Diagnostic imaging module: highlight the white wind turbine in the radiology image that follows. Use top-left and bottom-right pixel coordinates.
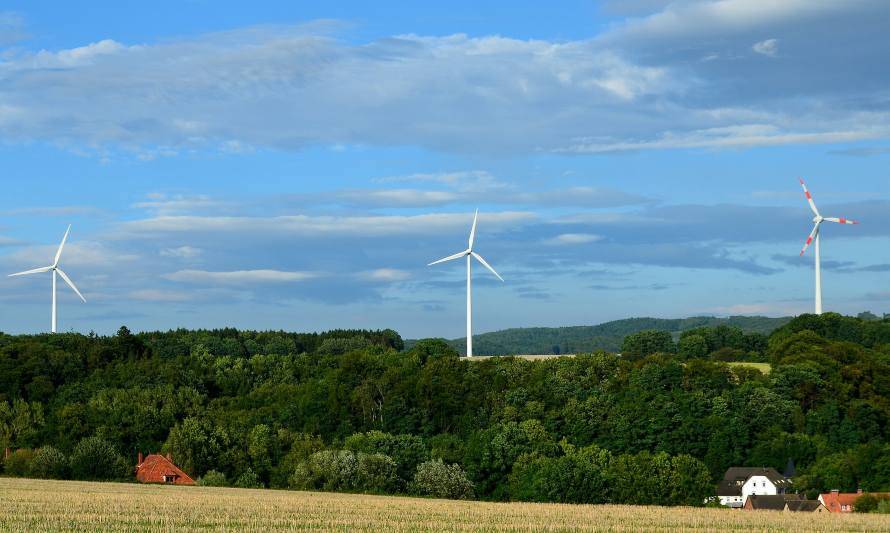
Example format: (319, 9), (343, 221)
(9, 225), (86, 333)
(798, 178), (858, 315)
(428, 210), (504, 358)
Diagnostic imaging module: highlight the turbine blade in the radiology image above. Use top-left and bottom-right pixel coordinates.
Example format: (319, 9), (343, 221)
(428, 250), (468, 266)
(798, 178), (820, 217)
(468, 209), (478, 250)
(800, 223), (820, 256)
(824, 217), (859, 225)
(8, 266), (53, 277)
(471, 252), (504, 281)
(56, 268), (86, 303)
(54, 224), (72, 267)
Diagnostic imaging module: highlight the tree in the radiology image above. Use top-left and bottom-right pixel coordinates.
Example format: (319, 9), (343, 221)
(621, 330), (675, 359)
(678, 335), (709, 360)
(30, 446), (68, 479)
(69, 436), (129, 481)
(164, 417), (229, 478)
(411, 460), (474, 500)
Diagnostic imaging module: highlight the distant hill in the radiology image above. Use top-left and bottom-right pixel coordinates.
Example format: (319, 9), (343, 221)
(404, 316), (792, 356)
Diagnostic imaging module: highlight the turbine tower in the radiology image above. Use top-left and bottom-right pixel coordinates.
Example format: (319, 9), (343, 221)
(9, 225), (86, 333)
(798, 178), (858, 315)
(428, 209), (503, 357)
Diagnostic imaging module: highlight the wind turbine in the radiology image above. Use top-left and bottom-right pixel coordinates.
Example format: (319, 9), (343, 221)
(9, 225), (86, 333)
(798, 178), (858, 315)
(428, 210), (504, 358)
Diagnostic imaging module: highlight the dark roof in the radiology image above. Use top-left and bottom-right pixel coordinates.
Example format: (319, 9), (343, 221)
(747, 494), (802, 510)
(718, 467), (792, 496)
(785, 500), (824, 512)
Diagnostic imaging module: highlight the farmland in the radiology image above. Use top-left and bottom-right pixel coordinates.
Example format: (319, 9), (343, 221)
(2, 478), (889, 532)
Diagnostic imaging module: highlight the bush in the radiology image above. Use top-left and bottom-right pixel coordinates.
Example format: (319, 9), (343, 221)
(198, 470), (228, 487)
(3, 449), (35, 477)
(30, 446), (68, 479)
(356, 453), (399, 493)
(344, 431), (427, 483)
(308, 450), (358, 491)
(69, 436), (129, 481)
(411, 460), (474, 500)
(233, 467), (263, 488)
(855, 494), (879, 513)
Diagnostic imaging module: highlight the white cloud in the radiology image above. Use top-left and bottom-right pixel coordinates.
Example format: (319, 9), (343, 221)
(164, 269), (319, 285)
(544, 233), (603, 245)
(358, 269), (412, 282)
(752, 38), (779, 57)
(133, 194), (224, 215)
(117, 211), (536, 239)
(159, 246), (203, 259)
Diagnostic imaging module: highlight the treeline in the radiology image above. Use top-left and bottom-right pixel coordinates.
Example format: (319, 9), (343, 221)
(1, 314), (890, 504)
(408, 315), (790, 355)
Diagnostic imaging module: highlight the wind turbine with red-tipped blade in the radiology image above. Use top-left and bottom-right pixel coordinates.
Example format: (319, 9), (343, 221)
(798, 179), (858, 315)
(428, 209), (504, 358)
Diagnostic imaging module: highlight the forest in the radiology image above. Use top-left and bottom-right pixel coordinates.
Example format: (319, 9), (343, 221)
(407, 315), (792, 355)
(1, 313), (889, 505)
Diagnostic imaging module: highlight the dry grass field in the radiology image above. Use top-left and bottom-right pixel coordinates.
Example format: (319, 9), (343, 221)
(2, 478), (890, 532)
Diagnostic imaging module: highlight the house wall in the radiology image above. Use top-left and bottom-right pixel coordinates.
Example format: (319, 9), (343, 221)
(742, 476), (777, 499)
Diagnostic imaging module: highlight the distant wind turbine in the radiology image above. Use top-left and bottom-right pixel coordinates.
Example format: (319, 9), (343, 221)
(428, 210), (504, 358)
(9, 224), (86, 333)
(798, 178), (858, 315)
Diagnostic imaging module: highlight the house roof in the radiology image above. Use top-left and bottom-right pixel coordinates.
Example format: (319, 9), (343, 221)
(746, 494), (802, 510)
(820, 492), (890, 512)
(785, 500), (824, 512)
(717, 467), (792, 496)
(135, 454), (195, 485)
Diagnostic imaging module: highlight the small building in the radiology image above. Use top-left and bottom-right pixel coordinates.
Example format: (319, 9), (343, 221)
(784, 499), (828, 513)
(819, 489), (890, 513)
(717, 467), (793, 508)
(744, 494), (803, 511)
(135, 452), (195, 485)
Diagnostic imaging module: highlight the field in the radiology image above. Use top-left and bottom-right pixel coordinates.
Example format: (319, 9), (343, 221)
(727, 362), (772, 374)
(2, 478), (890, 532)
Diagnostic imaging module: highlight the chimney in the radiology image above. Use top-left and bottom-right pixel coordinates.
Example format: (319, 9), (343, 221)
(138, 451), (143, 465)
(857, 488), (863, 494)
(166, 452), (172, 462)
(831, 489), (839, 495)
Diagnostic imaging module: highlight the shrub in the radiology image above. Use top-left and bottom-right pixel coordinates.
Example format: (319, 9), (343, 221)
(411, 460), (474, 500)
(3, 449), (35, 477)
(855, 494), (879, 513)
(30, 446), (68, 479)
(69, 436), (129, 481)
(313, 450), (358, 491)
(233, 467), (263, 488)
(198, 470), (228, 487)
(356, 453), (399, 493)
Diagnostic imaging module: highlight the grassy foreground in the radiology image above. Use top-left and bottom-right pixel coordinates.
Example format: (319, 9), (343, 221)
(2, 478), (889, 532)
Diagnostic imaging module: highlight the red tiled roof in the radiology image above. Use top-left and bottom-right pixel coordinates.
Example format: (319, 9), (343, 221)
(135, 454), (195, 485)
(820, 492), (890, 513)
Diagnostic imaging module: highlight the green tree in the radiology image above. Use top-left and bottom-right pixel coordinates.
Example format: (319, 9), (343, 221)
(30, 446), (69, 479)
(411, 460), (474, 500)
(69, 436), (129, 481)
(621, 330), (675, 359)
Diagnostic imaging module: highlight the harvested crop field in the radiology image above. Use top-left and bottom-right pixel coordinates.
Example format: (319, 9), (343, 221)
(1, 477), (888, 532)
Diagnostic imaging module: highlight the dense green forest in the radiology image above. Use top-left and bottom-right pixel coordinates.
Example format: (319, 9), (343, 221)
(406, 315), (792, 355)
(2, 313), (890, 505)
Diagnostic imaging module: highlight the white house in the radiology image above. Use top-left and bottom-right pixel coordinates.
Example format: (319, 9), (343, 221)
(717, 467), (793, 508)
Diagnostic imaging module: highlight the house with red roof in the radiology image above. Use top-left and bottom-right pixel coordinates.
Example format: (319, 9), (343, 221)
(135, 452), (195, 485)
(819, 489), (890, 513)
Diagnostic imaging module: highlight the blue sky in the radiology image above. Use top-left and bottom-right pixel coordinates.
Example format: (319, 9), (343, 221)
(1, 1), (889, 338)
